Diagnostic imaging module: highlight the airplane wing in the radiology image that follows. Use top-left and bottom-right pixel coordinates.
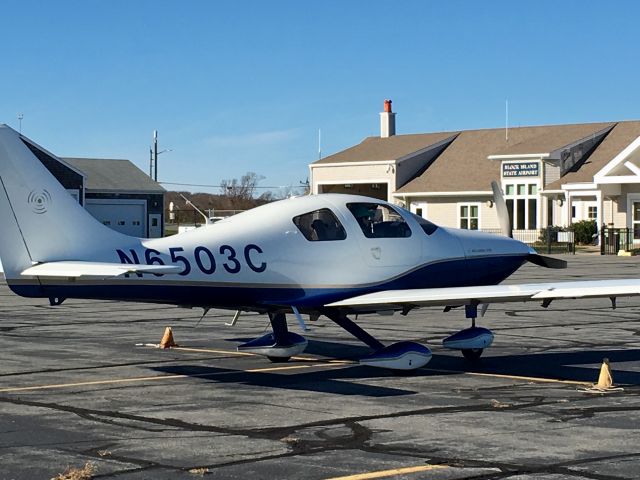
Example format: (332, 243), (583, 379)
(21, 261), (182, 278)
(326, 279), (640, 310)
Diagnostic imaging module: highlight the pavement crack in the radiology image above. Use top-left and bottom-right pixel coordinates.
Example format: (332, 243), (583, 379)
(0, 395), (570, 443)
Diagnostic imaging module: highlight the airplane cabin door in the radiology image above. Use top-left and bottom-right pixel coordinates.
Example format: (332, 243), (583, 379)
(346, 202), (420, 267)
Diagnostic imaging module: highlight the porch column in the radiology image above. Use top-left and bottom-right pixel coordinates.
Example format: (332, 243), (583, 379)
(596, 190), (603, 245)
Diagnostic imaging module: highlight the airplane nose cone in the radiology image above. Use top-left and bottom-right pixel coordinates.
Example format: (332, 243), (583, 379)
(447, 228), (529, 284)
(452, 228), (530, 259)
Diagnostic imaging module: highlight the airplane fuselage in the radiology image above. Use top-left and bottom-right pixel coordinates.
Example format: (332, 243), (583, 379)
(10, 194), (530, 312)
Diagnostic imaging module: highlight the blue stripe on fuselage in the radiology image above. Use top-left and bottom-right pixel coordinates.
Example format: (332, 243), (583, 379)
(8, 254), (527, 309)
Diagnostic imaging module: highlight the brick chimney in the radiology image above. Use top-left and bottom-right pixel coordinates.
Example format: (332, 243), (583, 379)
(380, 99), (396, 138)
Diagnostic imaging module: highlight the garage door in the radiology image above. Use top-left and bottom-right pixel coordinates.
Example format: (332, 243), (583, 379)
(86, 200), (146, 237)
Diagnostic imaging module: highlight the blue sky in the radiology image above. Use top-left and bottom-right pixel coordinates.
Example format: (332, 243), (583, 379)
(1, 0), (639, 194)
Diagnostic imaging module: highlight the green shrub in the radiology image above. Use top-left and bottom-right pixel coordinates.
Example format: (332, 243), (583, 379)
(570, 220), (597, 244)
(539, 225), (565, 243)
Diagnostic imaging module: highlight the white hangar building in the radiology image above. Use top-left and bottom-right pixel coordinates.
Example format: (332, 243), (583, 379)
(19, 129), (165, 238)
(310, 102), (640, 242)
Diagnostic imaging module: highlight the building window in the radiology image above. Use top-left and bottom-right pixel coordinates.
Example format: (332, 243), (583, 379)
(504, 182), (538, 230)
(415, 207), (423, 218)
(587, 206), (597, 220)
(459, 204), (479, 230)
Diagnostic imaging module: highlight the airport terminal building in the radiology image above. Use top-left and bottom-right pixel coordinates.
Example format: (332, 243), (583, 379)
(310, 102), (640, 243)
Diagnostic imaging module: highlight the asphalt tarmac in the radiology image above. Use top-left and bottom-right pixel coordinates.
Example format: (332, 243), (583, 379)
(1, 255), (640, 480)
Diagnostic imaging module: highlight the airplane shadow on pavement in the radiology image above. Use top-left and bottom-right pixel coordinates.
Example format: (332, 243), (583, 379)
(151, 339), (640, 396)
(429, 347), (640, 386)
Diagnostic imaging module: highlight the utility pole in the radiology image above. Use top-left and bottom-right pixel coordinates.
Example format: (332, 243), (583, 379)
(153, 130), (158, 181)
(505, 99), (509, 142)
(149, 130), (171, 181)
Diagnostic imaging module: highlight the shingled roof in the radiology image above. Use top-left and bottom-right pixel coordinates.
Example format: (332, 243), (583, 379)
(396, 122), (618, 193)
(313, 132), (457, 164)
(64, 158), (165, 193)
(489, 122), (614, 157)
(545, 121), (640, 189)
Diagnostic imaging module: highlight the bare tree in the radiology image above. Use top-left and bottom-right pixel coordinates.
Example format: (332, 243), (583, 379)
(220, 172), (265, 200)
(299, 177), (310, 195)
(258, 190), (276, 202)
(220, 172), (266, 209)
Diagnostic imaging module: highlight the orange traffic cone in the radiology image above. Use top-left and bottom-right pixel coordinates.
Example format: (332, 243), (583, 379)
(581, 358), (623, 393)
(159, 327), (177, 349)
(595, 358), (613, 390)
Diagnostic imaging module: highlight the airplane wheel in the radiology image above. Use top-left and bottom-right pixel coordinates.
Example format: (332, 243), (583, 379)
(267, 356), (291, 363)
(462, 348), (483, 361)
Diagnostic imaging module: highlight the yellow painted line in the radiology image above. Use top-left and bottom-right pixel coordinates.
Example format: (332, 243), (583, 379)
(0, 362), (346, 394)
(170, 346), (255, 357)
(425, 367), (592, 386)
(161, 345), (355, 364)
(325, 464), (448, 480)
(245, 364), (323, 373)
(0, 374), (192, 393)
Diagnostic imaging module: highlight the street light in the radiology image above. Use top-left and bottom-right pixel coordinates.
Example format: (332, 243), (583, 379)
(179, 193), (209, 225)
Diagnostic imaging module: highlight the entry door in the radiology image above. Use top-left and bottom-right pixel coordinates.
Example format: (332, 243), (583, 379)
(633, 202), (640, 243)
(347, 203), (420, 267)
(148, 214), (162, 238)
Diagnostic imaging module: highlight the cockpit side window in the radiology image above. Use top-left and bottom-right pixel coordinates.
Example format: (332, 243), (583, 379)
(347, 203), (412, 238)
(293, 208), (347, 241)
(397, 207), (439, 235)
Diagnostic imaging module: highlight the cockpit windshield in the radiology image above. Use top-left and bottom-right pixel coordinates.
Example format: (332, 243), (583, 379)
(396, 207), (439, 235)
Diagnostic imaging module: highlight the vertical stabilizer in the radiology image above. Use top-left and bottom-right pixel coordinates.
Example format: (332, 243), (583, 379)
(0, 125), (132, 279)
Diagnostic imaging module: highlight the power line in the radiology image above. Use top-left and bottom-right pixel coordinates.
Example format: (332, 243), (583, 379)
(160, 181), (295, 190)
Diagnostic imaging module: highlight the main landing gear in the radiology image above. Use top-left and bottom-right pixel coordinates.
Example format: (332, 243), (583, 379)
(237, 312), (307, 362)
(442, 304), (494, 361)
(322, 311), (431, 370)
(238, 309), (432, 371)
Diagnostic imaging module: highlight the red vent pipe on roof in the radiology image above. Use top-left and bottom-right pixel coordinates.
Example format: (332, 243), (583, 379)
(384, 99), (392, 113)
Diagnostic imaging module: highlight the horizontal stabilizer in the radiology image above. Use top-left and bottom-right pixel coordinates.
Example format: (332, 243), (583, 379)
(21, 261), (182, 278)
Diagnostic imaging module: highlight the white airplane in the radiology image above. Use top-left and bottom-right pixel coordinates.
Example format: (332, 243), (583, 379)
(1, 124), (639, 371)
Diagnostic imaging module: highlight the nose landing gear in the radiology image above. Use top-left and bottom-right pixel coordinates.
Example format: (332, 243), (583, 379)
(442, 305), (494, 361)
